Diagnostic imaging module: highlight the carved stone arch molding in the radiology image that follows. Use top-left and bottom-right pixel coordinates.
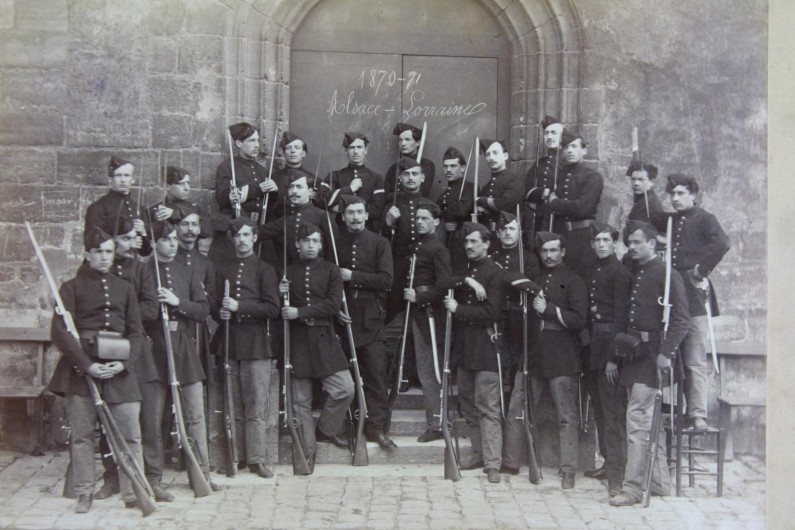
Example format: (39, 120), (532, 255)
(221, 0), (583, 164)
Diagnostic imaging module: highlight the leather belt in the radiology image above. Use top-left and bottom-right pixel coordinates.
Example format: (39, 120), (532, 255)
(348, 288), (377, 299)
(541, 320), (566, 331)
(415, 285), (433, 294)
(304, 318), (331, 327)
(562, 219), (596, 231)
(591, 322), (613, 333)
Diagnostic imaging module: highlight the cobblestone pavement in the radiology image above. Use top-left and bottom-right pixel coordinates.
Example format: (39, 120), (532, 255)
(0, 450), (764, 529)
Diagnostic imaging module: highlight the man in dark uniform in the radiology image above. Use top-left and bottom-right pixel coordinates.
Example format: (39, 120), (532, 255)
(384, 122), (434, 198)
(403, 202), (451, 443)
(318, 132), (385, 227)
(212, 218), (281, 478)
(581, 223), (632, 496)
(543, 132), (604, 277)
(475, 139), (525, 230)
(270, 131), (317, 222)
(610, 222), (690, 507)
(84, 156), (149, 255)
(334, 195), (396, 449)
(658, 173), (731, 430)
(48, 227), (145, 513)
(626, 162), (663, 224)
(145, 222), (218, 492)
(525, 116), (565, 245)
(436, 146), (474, 272)
(258, 170), (335, 272)
(438, 222), (505, 483)
(383, 156), (428, 324)
(150, 166), (212, 239)
(530, 231), (587, 489)
(496, 211), (543, 475)
(93, 219), (161, 501)
(280, 223), (355, 463)
(208, 122), (278, 265)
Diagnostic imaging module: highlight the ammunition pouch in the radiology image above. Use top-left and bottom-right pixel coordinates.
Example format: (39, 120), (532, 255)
(95, 331), (130, 361)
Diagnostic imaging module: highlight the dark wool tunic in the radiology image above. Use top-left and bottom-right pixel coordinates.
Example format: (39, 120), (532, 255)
(85, 190), (151, 256)
(437, 179), (475, 271)
(385, 157), (436, 198)
(48, 264), (143, 403)
(211, 254), (280, 361)
(269, 166), (317, 222)
(437, 257), (504, 372)
(319, 164), (385, 220)
(410, 233), (452, 341)
(258, 202), (336, 273)
(285, 257), (348, 378)
(149, 197), (212, 239)
(476, 168), (525, 227)
(626, 190), (664, 223)
(582, 254), (632, 370)
(213, 155), (272, 231)
(525, 152), (562, 232)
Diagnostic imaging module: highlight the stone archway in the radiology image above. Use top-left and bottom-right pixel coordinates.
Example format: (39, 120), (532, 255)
(221, 0), (584, 167)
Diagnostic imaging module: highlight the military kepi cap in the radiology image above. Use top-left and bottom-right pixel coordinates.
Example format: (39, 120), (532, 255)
(398, 156), (421, 172)
(496, 211), (517, 230)
(393, 123), (422, 140)
(108, 217), (134, 238)
(108, 156), (132, 177)
(296, 222), (321, 239)
(442, 146), (466, 165)
(478, 138), (505, 153)
(342, 132), (369, 148)
(561, 130), (587, 147)
(285, 167), (310, 183)
(462, 222), (491, 239)
(228, 217), (256, 235)
(165, 166), (189, 185)
(151, 220), (176, 241)
(541, 115), (562, 129)
(228, 122), (258, 142)
(280, 131), (307, 153)
(666, 173), (699, 193)
(535, 230), (565, 249)
(84, 226), (113, 251)
(625, 220), (658, 240)
(625, 161), (658, 180)
(337, 194), (366, 211)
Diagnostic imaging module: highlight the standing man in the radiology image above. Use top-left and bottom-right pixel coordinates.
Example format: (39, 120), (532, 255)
(625, 162), (663, 224)
(403, 202), (452, 443)
(438, 223), (505, 483)
(525, 116), (565, 243)
(581, 224), (632, 496)
(212, 218), (281, 479)
(384, 123), (434, 198)
(530, 231), (587, 489)
(270, 132), (316, 222)
(318, 132), (385, 226)
(145, 222), (218, 492)
(544, 132), (604, 277)
(209, 122), (278, 265)
(334, 195), (396, 449)
(85, 156), (148, 255)
(475, 139), (525, 231)
(610, 222), (690, 507)
(436, 146), (474, 272)
(280, 223), (355, 464)
(48, 227), (144, 513)
(660, 173), (730, 430)
(150, 166), (212, 240)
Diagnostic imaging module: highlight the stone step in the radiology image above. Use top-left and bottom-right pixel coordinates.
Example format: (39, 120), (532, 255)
(392, 386), (458, 410)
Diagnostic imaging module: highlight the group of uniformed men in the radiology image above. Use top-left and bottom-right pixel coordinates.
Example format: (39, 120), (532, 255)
(47, 116), (730, 514)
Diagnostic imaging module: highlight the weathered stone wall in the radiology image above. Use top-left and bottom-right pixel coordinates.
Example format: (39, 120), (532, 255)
(0, 0), (766, 451)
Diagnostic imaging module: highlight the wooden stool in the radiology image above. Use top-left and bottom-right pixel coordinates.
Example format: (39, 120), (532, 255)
(718, 395), (765, 461)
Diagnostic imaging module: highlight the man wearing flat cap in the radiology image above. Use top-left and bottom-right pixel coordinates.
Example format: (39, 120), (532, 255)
(318, 132), (385, 229)
(333, 195), (395, 449)
(475, 139), (525, 231)
(85, 156), (149, 256)
(280, 222), (355, 467)
(656, 173), (730, 431)
(269, 132), (316, 222)
(436, 146), (475, 271)
(541, 132), (604, 277)
(610, 221), (690, 507)
(525, 116), (566, 246)
(529, 231), (587, 489)
(48, 226), (145, 513)
(209, 122), (278, 266)
(150, 166), (212, 239)
(384, 123), (435, 198)
(437, 222), (505, 483)
(211, 217), (281, 479)
(580, 223), (632, 495)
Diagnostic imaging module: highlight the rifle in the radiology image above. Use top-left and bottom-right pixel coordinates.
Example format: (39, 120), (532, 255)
(438, 289), (461, 481)
(457, 140), (475, 202)
(660, 215), (676, 445)
(25, 222), (157, 516)
(417, 121), (427, 162)
(472, 137), (480, 223)
(150, 233), (212, 498)
(226, 126), (241, 218)
(547, 144), (561, 231)
(221, 279), (239, 477)
(259, 127), (280, 224)
(491, 324), (506, 420)
(642, 371), (665, 508)
(632, 127), (650, 219)
(385, 254), (417, 433)
(516, 205), (541, 483)
(325, 209), (369, 466)
(281, 213), (312, 475)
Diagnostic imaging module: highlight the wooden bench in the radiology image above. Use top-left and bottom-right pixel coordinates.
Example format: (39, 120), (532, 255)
(716, 341), (766, 461)
(0, 327), (50, 455)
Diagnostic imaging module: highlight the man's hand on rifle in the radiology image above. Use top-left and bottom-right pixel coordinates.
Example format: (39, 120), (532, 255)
(278, 278), (290, 296)
(219, 308), (232, 320)
(443, 293), (458, 313)
(157, 287), (179, 307)
(154, 205), (173, 222)
(605, 361), (619, 385)
(132, 218), (146, 236)
(87, 362), (116, 380)
(104, 361), (125, 376)
(339, 268), (353, 282)
(464, 277), (486, 300)
(656, 353), (672, 371)
(222, 294), (239, 313)
(337, 309), (352, 325)
(385, 206), (401, 227)
(403, 287), (417, 303)
(532, 290), (547, 314)
(281, 306), (298, 320)
(259, 179), (278, 193)
(349, 177), (363, 193)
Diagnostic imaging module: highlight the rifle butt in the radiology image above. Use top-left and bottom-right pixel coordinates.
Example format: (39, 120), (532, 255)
(223, 368), (239, 477)
(641, 388), (664, 507)
(526, 439), (542, 484)
(443, 443), (461, 482)
(353, 431), (369, 467)
(62, 461), (77, 499)
(184, 445), (212, 497)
